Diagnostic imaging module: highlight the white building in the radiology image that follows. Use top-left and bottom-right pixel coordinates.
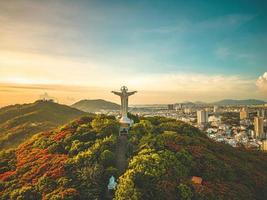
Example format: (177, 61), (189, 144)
(213, 105), (219, 113)
(254, 117), (265, 139)
(262, 140), (267, 151)
(197, 110), (208, 125)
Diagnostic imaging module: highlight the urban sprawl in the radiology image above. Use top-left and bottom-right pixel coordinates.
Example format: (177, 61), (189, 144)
(97, 103), (267, 151)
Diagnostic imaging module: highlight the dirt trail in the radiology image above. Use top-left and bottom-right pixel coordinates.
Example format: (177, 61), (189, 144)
(105, 135), (128, 200)
(115, 135), (128, 175)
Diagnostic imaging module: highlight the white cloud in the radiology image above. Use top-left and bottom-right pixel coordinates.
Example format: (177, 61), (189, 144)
(256, 72), (267, 91)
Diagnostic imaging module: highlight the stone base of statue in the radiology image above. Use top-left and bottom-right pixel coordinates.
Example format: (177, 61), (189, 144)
(119, 116), (133, 135)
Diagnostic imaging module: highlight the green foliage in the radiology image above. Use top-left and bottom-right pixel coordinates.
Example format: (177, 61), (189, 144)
(116, 116), (267, 200)
(37, 175), (57, 194)
(10, 186), (41, 200)
(100, 149), (116, 167)
(177, 184), (193, 200)
(0, 149), (16, 173)
(91, 114), (119, 138)
(127, 112), (140, 123)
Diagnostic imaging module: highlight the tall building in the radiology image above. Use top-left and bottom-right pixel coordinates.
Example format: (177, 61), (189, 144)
(257, 109), (265, 118)
(197, 110), (208, 125)
(174, 104), (182, 111)
(254, 117), (264, 139)
(168, 104), (174, 110)
(262, 140), (267, 151)
(213, 105), (218, 113)
(240, 107), (249, 120)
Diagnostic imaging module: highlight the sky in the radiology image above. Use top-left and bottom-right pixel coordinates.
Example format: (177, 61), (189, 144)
(0, 0), (267, 106)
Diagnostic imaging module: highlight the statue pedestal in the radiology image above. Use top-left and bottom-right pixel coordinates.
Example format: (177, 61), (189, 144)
(119, 117), (133, 135)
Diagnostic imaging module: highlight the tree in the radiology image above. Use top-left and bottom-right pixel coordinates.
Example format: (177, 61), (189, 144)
(100, 150), (115, 167)
(177, 184), (193, 200)
(10, 186), (41, 200)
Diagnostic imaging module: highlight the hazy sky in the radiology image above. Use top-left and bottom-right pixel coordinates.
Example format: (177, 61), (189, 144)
(0, 0), (267, 106)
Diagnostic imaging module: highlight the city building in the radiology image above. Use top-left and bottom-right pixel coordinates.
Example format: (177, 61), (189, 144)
(254, 117), (265, 139)
(197, 110), (208, 125)
(257, 109), (265, 118)
(184, 108), (192, 114)
(175, 104), (182, 110)
(168, 104), (174, 110)
(213, 105), (219, 113)
(262, 140), (267, 151)
(240, 107), (249, 120)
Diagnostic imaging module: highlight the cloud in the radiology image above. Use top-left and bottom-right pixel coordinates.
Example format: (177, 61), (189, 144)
(256, 72), (267, 91)
(1, 72), (266, 107)
(127, 73), (253, 91)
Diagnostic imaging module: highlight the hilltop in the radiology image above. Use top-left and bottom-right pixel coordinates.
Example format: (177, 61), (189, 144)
(72, 99), (120, 113)
(0, 100), (86, 150)
(0, 115), (266, 200)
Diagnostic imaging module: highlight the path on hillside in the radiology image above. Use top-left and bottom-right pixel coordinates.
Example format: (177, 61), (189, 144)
(115, 135), (128, 175)
(105, 135), (128, 200)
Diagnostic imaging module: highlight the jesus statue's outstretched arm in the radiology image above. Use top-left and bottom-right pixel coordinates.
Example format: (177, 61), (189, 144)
(126, 91), (137, 96)
(111, 91), (122, 96)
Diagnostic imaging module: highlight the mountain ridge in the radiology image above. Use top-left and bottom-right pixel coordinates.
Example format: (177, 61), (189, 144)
(176, 99), (266, 106)
(72, 99), (120, 112)
(212, 99), (266, 105)
(0, 100), (86, 150)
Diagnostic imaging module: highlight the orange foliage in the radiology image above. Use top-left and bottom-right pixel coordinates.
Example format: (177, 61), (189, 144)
(59, 188), (79, 198)
(0, 170), (16, 181)
(186, 146), (204, 158)
(15, 147), (67, 184)
(42, 187), (79, 200)
(52, 130), (72, 141)
(165, 141), (182, 152)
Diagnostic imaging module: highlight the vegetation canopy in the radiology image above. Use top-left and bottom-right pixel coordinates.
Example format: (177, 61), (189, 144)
(0, 115), (266, 200)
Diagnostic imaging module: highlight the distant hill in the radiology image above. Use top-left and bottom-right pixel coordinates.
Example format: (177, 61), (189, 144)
(0, 100), (86, 150)
(213, 99), (266, 106)
(72, 99), (120, 112)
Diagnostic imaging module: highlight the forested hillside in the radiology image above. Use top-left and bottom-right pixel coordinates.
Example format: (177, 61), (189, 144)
(0, 115), (266, 200)
(0, 100), (85, 150)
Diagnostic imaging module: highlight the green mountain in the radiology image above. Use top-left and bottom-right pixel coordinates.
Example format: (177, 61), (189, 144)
(72, 99), (120, 113)
(213, 99), (266, 106)
(0, 100), (86, 150)
(0, 115), (266, 200)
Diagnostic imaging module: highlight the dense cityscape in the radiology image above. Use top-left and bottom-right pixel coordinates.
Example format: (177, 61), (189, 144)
(98, 102), (267, 151)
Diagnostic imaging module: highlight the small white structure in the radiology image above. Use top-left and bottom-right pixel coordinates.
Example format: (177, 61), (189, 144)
(112, 86), (137, 135)
(108, 176), (117, 190)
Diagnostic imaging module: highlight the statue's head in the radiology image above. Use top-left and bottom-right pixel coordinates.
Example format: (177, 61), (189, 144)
(121, 86), (128, 92)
